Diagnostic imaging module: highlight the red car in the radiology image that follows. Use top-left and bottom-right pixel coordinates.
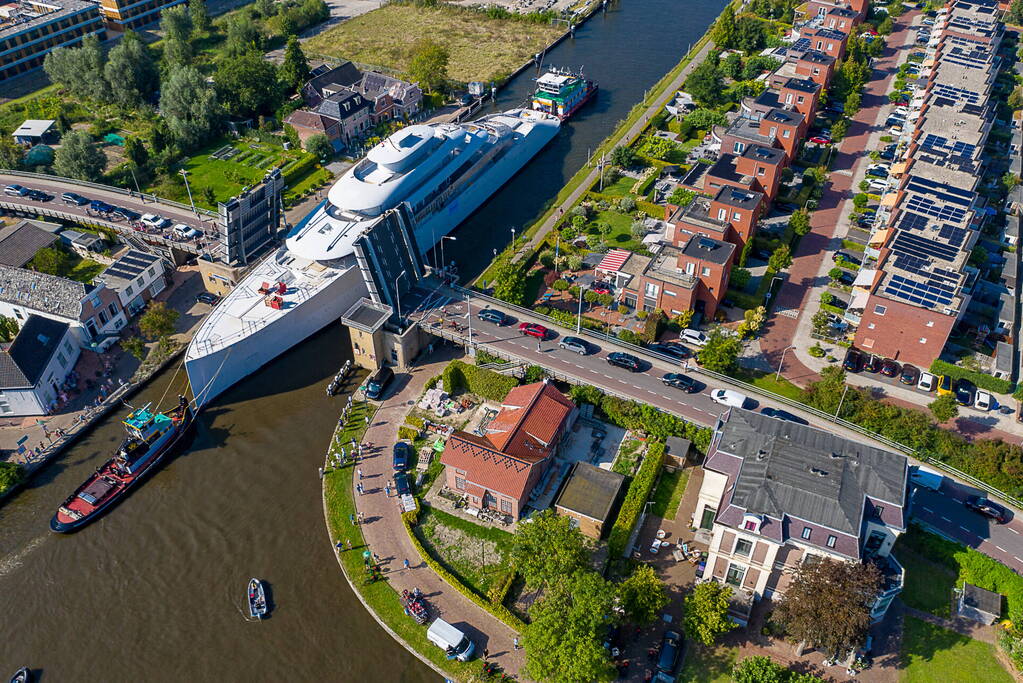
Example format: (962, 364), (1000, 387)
(809, 135), (832, 145)
(591, 281), (613, 295)
(519, 322), (548, 339)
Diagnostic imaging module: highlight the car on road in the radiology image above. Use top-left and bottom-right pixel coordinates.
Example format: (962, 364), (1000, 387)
(964, 495), (1010, 524)
(607, 351), (642, 372)
(975, 390), (992, 411)
(477, 308), (508, 326)
(917, 371), (936, 392)
(937, 374), (953, 396)
(880, 358), (901, 378)
(559, 336), (589, 355)
(954, 378), (976, 407)
(760, 407), (809, 425)
(365, 366), (395, 400)
(142, 213), (172, 229)
(518, 322), (548, 339)
(195, 292), (220, 305)
(900, 364), (920, 386)
(864, 355), (881, 373)
(650, 341), (692, 361)
(680, 329), (709, 347)
(26, 189), (52, 201)
(392, 441), (412, 471)
(394, 472), (411, 496)
(844, 349), (863, 373)
(710, 389), (748, 408)
(3, 184), (27, 197)
(662, 373), (698, 392)
(657, 630), (683, 675)
(172, 223), (200, 239)
(113, 207), (141, 221)
(90, 199), (114, 213)
(61, 192), (88, 206)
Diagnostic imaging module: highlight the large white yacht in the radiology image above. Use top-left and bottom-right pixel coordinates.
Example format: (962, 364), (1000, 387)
(185, 109), (560, 407)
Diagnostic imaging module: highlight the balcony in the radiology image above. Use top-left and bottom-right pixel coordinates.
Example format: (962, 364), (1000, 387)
(869, 554), (903, 622)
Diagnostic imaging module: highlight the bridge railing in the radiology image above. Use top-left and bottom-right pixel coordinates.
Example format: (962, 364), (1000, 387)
(0, 168), (219, 218)
(442, 285), (1023, 510)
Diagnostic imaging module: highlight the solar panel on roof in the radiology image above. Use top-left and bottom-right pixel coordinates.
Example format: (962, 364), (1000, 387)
(937, 224), (968, 247)
(891, 230), (959, 262)
(791, 38), (811, 51)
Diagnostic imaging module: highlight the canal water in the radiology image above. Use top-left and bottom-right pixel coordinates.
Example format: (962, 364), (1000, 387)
(0, 1), (728, 680)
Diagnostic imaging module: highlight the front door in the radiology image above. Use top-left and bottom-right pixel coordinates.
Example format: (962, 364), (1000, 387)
(700, 506), (717, 530)
(482, 491), (496, 509)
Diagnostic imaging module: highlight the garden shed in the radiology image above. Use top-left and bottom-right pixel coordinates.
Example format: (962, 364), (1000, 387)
(958, 583), (1001, 625)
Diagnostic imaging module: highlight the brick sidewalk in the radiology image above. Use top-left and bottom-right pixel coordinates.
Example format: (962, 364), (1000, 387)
(352, 348), (526, 675)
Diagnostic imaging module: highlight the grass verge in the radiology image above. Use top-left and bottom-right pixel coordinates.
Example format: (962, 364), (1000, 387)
(900, 615), (1011, 682)
(417, 506), (515, 597)
(677, 642), (737, 683)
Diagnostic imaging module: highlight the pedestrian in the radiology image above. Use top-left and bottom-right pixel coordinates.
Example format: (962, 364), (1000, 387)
(347, 539), (353, 550)
(358, 511), (365, 524)
(318, 467), (324, 479)
(385, 482), (391, 497)
(357, 482), (364, 495)
(365, 415), (370, 425)
(358, 442), (363, 457)
(351, 438), (357, 451)
(340, 446), (347, 461)
(537, 340), (541, 352)
(349, 513), (355, 525)
(483, 648), (489, 661)
(514, 637), (520, 650)
(403, 558), (410, 570)
(373, 552), (380, 564)
(357, 468), (363, 480)
(336, 540), (345, 552)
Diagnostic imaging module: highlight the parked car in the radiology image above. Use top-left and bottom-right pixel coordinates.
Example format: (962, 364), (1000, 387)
(365, 366), (395, 400)
(710, 389), (748, 408)
(142, 213), (172, 229)
(879, 144), (897, 160)
(863, 355), (881, 373)
(975, 390), (992, 411)
(954, 378), (976, 406)
(680, 329), (709, 347)
(809, 135), (832, 145)
(650, 341), (692, 361)
(392, 441), (412, 471)
(937, 374), (953, 396)
(591, 281), (613, 295)
(899, 364), (920, 386)
(867, 179), (889, 193)
(90, 199), (114, 213)
(61, 192), (88, 206)
(880, 358), (901, 378)
(657, 630), (684, 675)
(832, 251), (860, 265)
(558, 336), (589, 355)
(477, 308), (508, 325)
(607, 352), (642, 372)
(196, 292), (220, 305)
(113, 207), (141, 221)
(917, 371), (936, 392)
(518, 322), (548, 339)
(172, 223), (200, 239)
(844, 349), (863, 373)
(662, 373), (698, 392)
(394, 472), (411, 496)
(760, 407), (809, 424)
(866, 167), (888, 179)
(3, 184), (27, 197)
(26, 189), (53, 201)
(964, 495), (1010, 524)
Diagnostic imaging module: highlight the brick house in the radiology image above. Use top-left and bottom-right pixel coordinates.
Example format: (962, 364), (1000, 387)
(806, 0), (868, 21)
(758, 108), (807, 162)
(301, 62), (423, 122)
(749, 77), (821, 125)
(693, 409), (906, 625)
(315, 92), (373, 150)
(439, 382), (577, 519)
(825, 6), (860, 33)
(283, 110), (341, 150)
(790, 49), (837, 87)
(683, 145), (786, 201)
(554, 462), (626, 538)
(802, 26), (849, 61)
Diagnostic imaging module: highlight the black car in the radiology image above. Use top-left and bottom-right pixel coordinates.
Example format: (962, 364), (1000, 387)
(662, 373), (698, 392)
(760, 407), (809, 425)
(954, 378), (976, 406)
(559, 336), (589, 355)
(365, 366), (395, 400)
(650, 341), (692, 361)
(392, 441), (412, 471)
(607, 352), (641, 372)
(90, 199), (114, 213)
(61, 192), (88, 206)
(844, 349), (863, 373)
(477, 308), (508, 325)
(656, 630), (683, 675)
(113, 207), (141, 221)
(880, 358), (901, 378)
(864, 355), (881, 373)
(26, 189), (53, 201)
(394, 472), (411, 496)
(964, 495), (1010, 524)
(195, 292), (220, 305)
(900, 364), (920, 386)
(879, 145), (897, 160)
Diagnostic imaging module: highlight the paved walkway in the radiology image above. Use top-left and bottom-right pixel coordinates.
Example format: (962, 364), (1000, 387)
(351, 347), (527, 675)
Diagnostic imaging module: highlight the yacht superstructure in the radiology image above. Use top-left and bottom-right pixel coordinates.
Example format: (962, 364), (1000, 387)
(186, 109), (560, 407)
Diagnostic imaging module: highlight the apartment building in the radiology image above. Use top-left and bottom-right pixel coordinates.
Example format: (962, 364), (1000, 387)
(98, 0), (183, 31)
(682, 144), (787, 202)
(749, 76), (821, 125)
(694, 409), (907, 625)
(93, 249), (168, 316)
(0, 0), (105, 83)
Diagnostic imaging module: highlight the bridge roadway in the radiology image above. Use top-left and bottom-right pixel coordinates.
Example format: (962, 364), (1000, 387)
(406, 284), (1023, 574)
(0, 170), (222, 260)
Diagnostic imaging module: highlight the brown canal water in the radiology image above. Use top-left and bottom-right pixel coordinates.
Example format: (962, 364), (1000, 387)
(1, 0), (728, 679)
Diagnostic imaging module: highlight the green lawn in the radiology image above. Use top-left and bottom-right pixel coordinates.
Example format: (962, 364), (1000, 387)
(66, 257), (106, 283)
(650, 468), (690, 520)
(600, 175), (637, 198)
(900, 616), (1011, 683)
(283, 167), (334, 206)
(416, 507), (515, 597)
(894, 551), (955, 617)
(677, 643), (738, 683)
(734, 370), (805, 402)
(595, 209), (645, 251)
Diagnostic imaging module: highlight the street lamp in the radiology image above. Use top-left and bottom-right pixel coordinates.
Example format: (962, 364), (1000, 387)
(835, 384), (850, 420)
(394, 270), (407, 324)
(179, 168), (198, 218)
(440, 235), (456, 275)
(776, 345), (796, 381)
(510, 227), (516, 245)
(576, 288), (584, 333)
(465, 291), (473, 345)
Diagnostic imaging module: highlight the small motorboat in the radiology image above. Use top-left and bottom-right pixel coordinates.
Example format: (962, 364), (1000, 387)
(248, 578), (268, 619)
(10, 667), (31, 683)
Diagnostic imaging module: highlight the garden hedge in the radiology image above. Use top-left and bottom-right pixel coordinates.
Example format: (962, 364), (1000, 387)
(281, 154), (320, 185)
(608, 441), (667, 559)
(929, 359), (1014, 395)
(569, 385), (712, 452)
(442, 361), (518, 401)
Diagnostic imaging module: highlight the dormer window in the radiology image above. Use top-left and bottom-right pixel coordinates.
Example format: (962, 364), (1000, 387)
(742, 513), (762, 533)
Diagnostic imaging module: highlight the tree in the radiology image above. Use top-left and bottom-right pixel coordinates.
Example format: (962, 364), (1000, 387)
(698, 327), (742, 374)
(877, 16), (895, 35)
(618, 564), (669, 625)
(1009, 86), (1023, 111)
(105, 32), (158, 107)
(28, 246), (72, 276)
(831, 117), (849, 142)
(139, 301), (180, 341)
(929, 394), (959, 423)
(53, 130), (106, 181)
(0, 315), (18, 343)
(711, 5), (738, 48)
(255, 0), (275, 18)
(124, 136), (149, 168)
(669, 187), (695, 207)
(190, 0), (211, 33)
(828, 267), (843, 282)
(305, 133), (333, 160)
(510, 510), (589, 588)
(122, 336), (148, 361)
(730, 267), (751, 290)
(684, 59), (724, 107)
(732, 656), (786, 683)
(768, 245), (792, 272)
(774, 558), (882, 658)
(811, 310), (830, 334)
(225, 13), (264, 56)
(44, 34), (108, 101)
(0, 138), (24, 169)
(161, 4), (193, 42)
(161, 66), (221, 149)
(721, 52), (743, 79)
(215, 53), (282, 118)
(802, 365), (854, 415)
(408, 39), (449, 93)
(844, 91), (862, 116)
(609, 145), (637, 168)
(684, 108), (728, 130)
(523, 572), (618, 683)
(491, 260), (528, 305)
(683, 581), (736, 646)
(1004, 172), (1021, 191)
(789, 208), (811, 237)
(280, 36), (310, 94)
(0, 462), (25, 495)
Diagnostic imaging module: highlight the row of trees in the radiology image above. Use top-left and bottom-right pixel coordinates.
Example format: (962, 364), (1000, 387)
(684, 52), (779, 108)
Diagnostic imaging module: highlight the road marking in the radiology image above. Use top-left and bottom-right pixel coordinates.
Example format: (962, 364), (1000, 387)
(647, 390), (658, 395)
(996, 545), (1006, 552)
(959, 525), (971, 532)
(616, 378), (628, 384)
(940, 516), (951, 522)
(1010, 527), (1020, 535)
(1016, 556), (1023, 564)
(921, 507), (933, 513)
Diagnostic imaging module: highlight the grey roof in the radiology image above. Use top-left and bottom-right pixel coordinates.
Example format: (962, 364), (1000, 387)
(12, 119), (55, 138)
(0, 264), (89, 320)
(305, 62), (363, 97)
(714, 185), (763, 211)
(681, 234), (734, 265)
(962, 583), (1001, 616)
(995, 341), (1014, 374)
(664, 436), (691, 460)
(1006, 215), (1020, 239)
(316, 91), (371, 121)
(97, 249), (161, 291)
(0, 220), (58, 267)
(718, 410), (908, 534)
(554, 462), (626, 522)
(0, 314), (69, 388)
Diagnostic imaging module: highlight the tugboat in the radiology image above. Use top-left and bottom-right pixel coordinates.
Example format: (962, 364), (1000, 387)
(531, 66), (598, 120)
(248, 578), (268, 619)
(50, 396), (193, 533)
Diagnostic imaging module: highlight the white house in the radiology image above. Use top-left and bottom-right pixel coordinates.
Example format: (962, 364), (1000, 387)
(94, 250), (168, 316)
(0, 315), (80, 416)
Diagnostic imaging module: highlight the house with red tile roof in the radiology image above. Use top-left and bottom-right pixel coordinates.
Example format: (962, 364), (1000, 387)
(439, 381), (577, 518)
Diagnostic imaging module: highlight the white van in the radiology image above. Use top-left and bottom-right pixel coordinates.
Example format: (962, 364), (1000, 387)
(426, 618), (475, 661)
(710, 389), (748, 409)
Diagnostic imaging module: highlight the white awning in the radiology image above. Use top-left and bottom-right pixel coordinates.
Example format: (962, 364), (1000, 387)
(853, 268), (877, 287)
(849, 288), (871, 311)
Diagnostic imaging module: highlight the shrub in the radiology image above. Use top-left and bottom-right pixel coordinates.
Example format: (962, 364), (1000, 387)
(487, 570), (517, 606)
(397, 425), (419, 441)
(618, 196), (636, 212)
(406, 415), (425, 429)
(929, 359), (1013, 395)
(608, 441), (666, 558)
(442, 360), (518, 401)
(424, 375), (439, 391)
(0, 461), (25, 496)
(730, 268), (752, 290)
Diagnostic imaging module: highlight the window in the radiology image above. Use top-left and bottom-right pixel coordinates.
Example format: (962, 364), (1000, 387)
(89, 295), (100, 309)
(725, 562), (745, 586)
(874, 304), (887, 316)
(98, 310), (109, 325)
(801, 526), (812, 540)
(644, 282), (659, 298)
(785, 93), (793, 104)
(744, 520), (757, 531)
(57, 351), (67, 368)
(926, 320), (934, 327)
(769, 126), (778, 137)
(108, 303), (118, 318)
(919, 337), (927, 344)
(454, 477), (465, 490)
(867, 323), (875, 329)
(757, 166), (765, 176)
(700, 506), (717, 530)
(826, 535), (837, 548)
(827, 42), (835, 51)
(734, 538), (753, 557)
(732, 212), (741, 221)
(813, 67), (821, 76)
(733, 142), (746, 153)
(685, 262), (695, 275)
(783, 129), (791, 138)
(797, 96), (805, 104)
(816, 40), (823, 50)
(126, 285), (134, 297)
(717, 208), (727, 220)
(500, 499), (512, 514)
(875, 504), (884, 518)
(63, 340), (72, 354)
(702, 267), (711, 276)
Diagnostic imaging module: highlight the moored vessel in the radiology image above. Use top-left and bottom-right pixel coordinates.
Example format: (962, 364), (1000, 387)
(532, 67), (598, 120)
(50, 397), (193, 533)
